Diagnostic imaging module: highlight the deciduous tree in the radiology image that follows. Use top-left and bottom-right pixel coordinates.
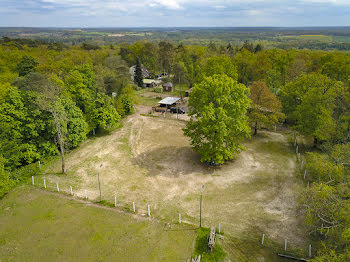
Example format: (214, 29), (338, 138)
(184, 74), (251, 164)
(248, 81), (285, 135)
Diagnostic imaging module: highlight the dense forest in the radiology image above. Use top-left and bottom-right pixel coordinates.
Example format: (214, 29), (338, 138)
(0, 36), (349, 261)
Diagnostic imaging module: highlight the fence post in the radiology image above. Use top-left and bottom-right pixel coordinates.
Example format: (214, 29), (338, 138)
(38, 161), (41, 169)
(309, 244), (312, 258)
(179, 213), (181, 224)
(44, 179), (46, 189)
(70, 186), (73, 195)
(148, 205), (151, 216)
(219, 223), (221, 233)
(114, 195), (117, 207)
(32, 176), (34, 185)
(133, 202), (135, 213)
(285, 239), (287, 251)
(56, 182), (59, 192)
(85, 190), (87, 200)
(261, 234), (265, 245)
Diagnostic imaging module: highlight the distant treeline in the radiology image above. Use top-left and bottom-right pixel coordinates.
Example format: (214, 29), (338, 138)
(2, 27), (350, 50)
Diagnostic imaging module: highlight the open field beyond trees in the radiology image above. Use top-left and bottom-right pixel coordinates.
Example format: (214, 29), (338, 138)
(31, 105), (311, 261)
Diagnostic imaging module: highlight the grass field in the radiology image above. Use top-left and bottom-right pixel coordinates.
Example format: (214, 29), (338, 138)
(35, 102), (311, 261)
(0, 186), (196, 262)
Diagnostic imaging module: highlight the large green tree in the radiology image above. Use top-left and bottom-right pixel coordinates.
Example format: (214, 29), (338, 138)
(280, 73), (345, 145)
(184, 74), (251, 164)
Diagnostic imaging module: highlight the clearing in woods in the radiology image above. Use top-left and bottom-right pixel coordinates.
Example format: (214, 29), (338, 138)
(41, 105), (307, 261)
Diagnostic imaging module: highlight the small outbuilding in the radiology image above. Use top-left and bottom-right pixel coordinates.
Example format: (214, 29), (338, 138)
(143, 79), (157, 88)
(163, 82), (173, 92)
(158, 97), (180, 108)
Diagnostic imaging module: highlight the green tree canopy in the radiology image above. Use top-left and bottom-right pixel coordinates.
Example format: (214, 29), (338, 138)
(184, 74), (251, 164)
(248, 81), (285, 135)
(16, 55), (38, 77)
(280, 73), (345, 144)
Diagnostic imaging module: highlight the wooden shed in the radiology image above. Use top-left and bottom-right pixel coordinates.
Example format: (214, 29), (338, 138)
(163, 82), (173, 92)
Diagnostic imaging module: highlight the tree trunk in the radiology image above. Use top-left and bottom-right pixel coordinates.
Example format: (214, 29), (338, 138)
(254, 122), (258, 135)
(313, 136), (318, 148)
(53, 103), (66, 174)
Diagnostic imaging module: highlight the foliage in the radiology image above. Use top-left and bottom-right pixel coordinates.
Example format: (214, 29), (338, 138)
(201, 56), (238, 81)
(184, 74), (251, 164)
(16, 55), (38, 77)
(0, 157), (15, 198)
(193, 227), (226, 262)
(312, 243), (350, 262)
(87, 93), (120, 129)
(280, 73), (345, 143)
(134, 57), (143, 88)
(248, 81), (285, 135)
(305, 152), (345, 184)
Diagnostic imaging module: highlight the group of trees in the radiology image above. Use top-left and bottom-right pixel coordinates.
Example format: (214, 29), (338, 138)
(1, 37), (349, 260)
(0, 38), (136, 197)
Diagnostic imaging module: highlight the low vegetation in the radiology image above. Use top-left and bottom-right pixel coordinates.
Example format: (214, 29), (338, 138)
(0, 186), (196, 262)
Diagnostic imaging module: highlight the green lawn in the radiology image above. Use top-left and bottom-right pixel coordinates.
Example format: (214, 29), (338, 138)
(0, 186), (196, 262)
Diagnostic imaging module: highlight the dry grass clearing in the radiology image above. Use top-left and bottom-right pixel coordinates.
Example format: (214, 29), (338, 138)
(42, 106), (308, 261)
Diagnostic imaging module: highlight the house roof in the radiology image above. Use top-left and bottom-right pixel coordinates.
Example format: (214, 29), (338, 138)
(158, 97), (180, 105)
(163, 82), (173, 87)
(143, 79), (156, 84)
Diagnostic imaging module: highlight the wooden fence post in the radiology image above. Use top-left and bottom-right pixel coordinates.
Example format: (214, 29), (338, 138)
(56, 182), (59, 192)
(44, 179), (46, 189)
(285, 239), (287, 251)
(32, 176), (34, 185)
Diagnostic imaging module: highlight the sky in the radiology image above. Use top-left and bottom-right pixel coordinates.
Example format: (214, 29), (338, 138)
(0, 0), (350, 27)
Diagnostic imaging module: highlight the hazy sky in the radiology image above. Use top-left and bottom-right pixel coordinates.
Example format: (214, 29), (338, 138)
(1, 0), (350, 27)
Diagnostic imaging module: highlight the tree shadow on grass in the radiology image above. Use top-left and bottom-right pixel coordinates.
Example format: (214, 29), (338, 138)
(131, 146), (217, 177)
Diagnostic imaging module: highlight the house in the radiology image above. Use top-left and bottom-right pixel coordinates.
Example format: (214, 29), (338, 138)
(185, 88), (193, 97)
(129, 64), (150, 80)
(162, 82), (173, 92)
(143, 79), (157, 88)
(158, 97), (180, 109)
